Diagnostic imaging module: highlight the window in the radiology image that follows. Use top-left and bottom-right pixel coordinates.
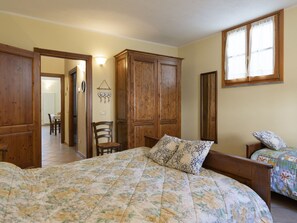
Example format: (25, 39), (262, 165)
(222, 10), (283, 87)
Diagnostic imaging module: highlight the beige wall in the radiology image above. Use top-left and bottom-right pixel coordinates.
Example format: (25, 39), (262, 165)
(41, 56), (65, 74)
(179, 6), (297, 156)
(2, 8), (297, 157)
(0, 12), (177, 156)
(0, 12), (178, 128)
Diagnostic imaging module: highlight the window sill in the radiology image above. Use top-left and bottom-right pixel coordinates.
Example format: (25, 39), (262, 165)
(222, 78), (284, 88)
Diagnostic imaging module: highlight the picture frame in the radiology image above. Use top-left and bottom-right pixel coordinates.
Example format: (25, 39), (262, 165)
(81, 80), (86, 93)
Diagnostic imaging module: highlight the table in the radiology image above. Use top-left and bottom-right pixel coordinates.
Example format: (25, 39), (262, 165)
(53, 115), (61, 135)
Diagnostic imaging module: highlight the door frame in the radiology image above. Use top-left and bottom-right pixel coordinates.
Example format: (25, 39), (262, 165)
(41, 73), (65, 143)
(34, 48), (93, 158)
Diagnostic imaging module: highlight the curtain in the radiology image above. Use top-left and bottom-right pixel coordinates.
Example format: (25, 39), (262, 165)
(225, 26), (247, 80)
(249, 16), (275, 77)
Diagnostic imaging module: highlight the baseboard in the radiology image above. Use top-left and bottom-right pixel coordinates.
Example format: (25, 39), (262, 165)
(77, 151), (86, 159)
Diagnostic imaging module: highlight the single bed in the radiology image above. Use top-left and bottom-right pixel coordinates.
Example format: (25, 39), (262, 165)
(246, 142), (297, 201)
(0, 137), (273, 222)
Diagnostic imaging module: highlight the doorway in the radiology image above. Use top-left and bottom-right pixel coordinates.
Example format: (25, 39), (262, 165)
(35, 48), (93, 164)
(41, 73), (65, 143)
(69, 67), (78, 147)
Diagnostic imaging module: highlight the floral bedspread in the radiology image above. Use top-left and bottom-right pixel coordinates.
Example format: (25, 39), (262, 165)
(0, 147), (272, 223)
(251, 147), (297, 201)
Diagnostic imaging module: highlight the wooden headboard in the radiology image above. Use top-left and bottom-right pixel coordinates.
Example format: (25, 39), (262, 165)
(246, 142), (266, 158)
(0, 143), (8, 162)
(144, 136), (273, 209)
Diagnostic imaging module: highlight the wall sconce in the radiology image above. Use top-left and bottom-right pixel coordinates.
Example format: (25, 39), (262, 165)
(95, 57), (107, 66)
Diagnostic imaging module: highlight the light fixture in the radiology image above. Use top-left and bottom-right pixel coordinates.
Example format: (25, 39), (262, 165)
(95, 56), (107, 66)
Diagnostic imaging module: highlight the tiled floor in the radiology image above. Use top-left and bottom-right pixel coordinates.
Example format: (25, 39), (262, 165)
(271, 193), (297, 223)
(42, 126), (82, 167)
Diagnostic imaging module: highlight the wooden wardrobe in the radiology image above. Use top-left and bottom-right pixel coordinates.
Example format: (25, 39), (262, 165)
(115, 49), (182, 149)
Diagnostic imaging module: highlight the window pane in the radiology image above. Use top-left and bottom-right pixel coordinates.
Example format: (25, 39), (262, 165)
(225, 26), (247, 80)
(227, 55), (247, 79)
(249, 49), (274, 76)
(249, 16), (275, 76)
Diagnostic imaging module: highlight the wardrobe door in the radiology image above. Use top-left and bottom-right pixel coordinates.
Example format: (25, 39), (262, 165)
(115, 54), (129, 149)
(158, 58), (181, 137)
(130, 53), (158, 147)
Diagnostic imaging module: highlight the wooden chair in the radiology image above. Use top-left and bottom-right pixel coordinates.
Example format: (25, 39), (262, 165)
(92, 121), (121, 156)
(48, 114), (61, 135)
(48, 114), (55, 135)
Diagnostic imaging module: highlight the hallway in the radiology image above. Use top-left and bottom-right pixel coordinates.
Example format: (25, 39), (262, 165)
(42, 126), (82, 167)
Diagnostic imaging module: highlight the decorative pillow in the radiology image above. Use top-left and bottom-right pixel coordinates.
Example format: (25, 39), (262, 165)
(146, 135), (181, 165)
(166, 140), (213, 175)
(253, 130), (287, 150)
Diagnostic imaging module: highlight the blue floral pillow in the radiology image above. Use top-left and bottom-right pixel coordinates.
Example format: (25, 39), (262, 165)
(146, 135), (181, 165)
(166, 140), (213, 175)
(253, 130), (287, 150)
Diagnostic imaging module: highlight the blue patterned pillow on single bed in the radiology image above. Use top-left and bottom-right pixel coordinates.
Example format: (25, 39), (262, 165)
(253, 130), (287, 150)
(146, 134), (181, 165)
(166, 140), (214, 175)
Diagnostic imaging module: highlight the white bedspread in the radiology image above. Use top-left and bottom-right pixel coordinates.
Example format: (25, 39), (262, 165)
(0, 147), (272, 222)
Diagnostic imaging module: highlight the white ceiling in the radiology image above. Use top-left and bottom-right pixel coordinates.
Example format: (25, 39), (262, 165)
(0, 0), (297, 46)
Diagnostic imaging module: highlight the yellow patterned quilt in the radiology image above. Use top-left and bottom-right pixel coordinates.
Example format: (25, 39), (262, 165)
(0, 147), (272, 222)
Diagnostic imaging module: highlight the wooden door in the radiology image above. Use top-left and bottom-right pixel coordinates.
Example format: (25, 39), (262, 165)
(158, 58), (181, 137)
(200, 71), (217, 143)
(130, 53), (158, 147)
(68, 68), (77, 147)
(0, 44), (41, 168)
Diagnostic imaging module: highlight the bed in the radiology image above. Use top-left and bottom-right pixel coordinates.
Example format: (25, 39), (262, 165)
(0, 136), (273, 222)
(246, 142), (297, 201)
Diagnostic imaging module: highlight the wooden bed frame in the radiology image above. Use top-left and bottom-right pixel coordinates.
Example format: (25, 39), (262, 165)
(144, 136), (273, 209)
(246, 142), (266, 158)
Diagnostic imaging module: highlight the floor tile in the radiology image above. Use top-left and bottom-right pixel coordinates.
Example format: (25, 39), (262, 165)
(42, 126), (82, 167)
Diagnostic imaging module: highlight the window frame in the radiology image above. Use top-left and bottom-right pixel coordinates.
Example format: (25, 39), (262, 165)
(222, 10), (284, 87)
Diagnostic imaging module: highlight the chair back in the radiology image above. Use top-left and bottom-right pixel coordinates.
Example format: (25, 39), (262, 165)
(48, 114), (54, 124)
(92, 121), (114, 146)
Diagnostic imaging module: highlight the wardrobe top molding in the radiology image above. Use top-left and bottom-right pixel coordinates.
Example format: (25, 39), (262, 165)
(114, 49), (183, 60)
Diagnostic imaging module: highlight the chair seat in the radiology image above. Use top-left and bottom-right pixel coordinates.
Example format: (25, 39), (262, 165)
(98, 142), (121, 148)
